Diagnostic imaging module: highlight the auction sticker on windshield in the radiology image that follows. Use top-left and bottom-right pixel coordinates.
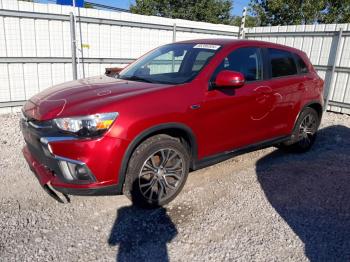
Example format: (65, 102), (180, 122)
(193, 44), (221, 50)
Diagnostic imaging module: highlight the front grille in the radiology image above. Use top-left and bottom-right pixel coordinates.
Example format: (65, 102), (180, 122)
(21, 118), (63, 181)
(21, 118), (93, 184)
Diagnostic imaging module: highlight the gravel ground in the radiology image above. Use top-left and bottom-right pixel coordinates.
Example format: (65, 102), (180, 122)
(0, 112), (349, 262)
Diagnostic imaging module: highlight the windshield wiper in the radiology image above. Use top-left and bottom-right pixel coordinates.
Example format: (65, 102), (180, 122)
(119, 75), (154, 83)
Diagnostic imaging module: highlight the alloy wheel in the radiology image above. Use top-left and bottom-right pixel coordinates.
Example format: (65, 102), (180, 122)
(138, 148), (186, 203)
(298, 113), (317, 148)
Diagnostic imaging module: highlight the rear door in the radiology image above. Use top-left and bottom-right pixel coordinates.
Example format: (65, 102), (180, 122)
(259, 48), (303, 138)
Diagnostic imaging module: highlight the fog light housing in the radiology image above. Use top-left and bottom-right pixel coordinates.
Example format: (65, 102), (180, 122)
(58, 159), (96, 183)
(42, 143), (53, 157)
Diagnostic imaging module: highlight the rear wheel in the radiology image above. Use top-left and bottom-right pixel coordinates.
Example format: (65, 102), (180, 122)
(123, 134), (190, 208)
(279, 107), (320, 153)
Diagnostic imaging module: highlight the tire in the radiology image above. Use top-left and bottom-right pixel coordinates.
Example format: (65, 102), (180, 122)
(123, 134), (190, 208)
(279, 107), (320, 153)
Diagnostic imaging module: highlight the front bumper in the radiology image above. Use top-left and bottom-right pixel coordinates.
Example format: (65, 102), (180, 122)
(22, 146), (121, 196)
(20, 117), (129, 197)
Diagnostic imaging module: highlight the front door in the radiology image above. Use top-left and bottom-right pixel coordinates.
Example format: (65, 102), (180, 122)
(198, 47), (277, 157)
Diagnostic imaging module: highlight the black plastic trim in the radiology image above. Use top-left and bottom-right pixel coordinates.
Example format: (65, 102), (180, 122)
(305, 100), (324, 115)
(193, 135), (290, 170)
(115, 123), (198, 193)
(53, 184), (121, 196)
(292, 100), (324, 132)
(261, 48), (271, 80)
(21, 119), (98, 185)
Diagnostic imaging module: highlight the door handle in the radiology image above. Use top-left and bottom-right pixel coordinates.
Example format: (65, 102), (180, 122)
(190, 104), (201, 110)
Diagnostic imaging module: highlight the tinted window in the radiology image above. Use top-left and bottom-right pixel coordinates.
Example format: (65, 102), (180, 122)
(268, 48), (297, 78)
(296, 55), (309, 74)
(213, 47), (263, 81)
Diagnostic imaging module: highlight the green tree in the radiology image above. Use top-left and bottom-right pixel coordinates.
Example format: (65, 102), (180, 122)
(231, 15), (258, 28)
(130, 0), (233, 25)
(322, 0), (350, 24)
(84, 2), (94, 8)
(250, 0), (350, 26)
(249, 0), (326, 26)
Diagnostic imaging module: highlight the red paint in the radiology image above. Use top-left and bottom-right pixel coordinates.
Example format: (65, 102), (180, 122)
(215, 70), (245, 87)
(21, 39), (324, 193)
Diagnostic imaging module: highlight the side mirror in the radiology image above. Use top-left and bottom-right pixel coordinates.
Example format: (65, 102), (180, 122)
(214, 70), (245, 88)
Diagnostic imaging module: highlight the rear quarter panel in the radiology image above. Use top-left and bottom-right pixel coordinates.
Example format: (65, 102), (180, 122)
(288, 53), (324, 132)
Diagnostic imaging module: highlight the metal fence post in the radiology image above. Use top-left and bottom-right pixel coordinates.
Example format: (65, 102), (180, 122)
(70, 12), (78, 80)
(77, 7), (85, 78)
(324, 28), (343, 111)
(172, 23), (177, 72)
(239, 7), (247, 39)
(173, 23), (177, 42)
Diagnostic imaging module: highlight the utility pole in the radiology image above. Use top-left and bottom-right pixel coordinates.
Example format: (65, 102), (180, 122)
(78, 7), (85, 78)
(70, 0), (78, 80)
(324, 28), (343, 111)
(239, 7), (247, 39)
(70, 12), (77, 80)
(172, 23), (176, 72)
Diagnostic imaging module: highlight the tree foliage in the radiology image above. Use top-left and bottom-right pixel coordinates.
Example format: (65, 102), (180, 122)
(322, 0), (350, 24)
(130, 0), (233, 25)
(250, 0), (350, 26)
(84, 2), (94, 8)
(231, 15), (258, 28)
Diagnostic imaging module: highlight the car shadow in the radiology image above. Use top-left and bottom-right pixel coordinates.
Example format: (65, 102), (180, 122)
(256, 125), (350, 261)
(108, 182), (177, 262)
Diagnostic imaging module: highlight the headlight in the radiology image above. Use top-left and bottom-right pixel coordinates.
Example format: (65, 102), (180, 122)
(53, 112), (118, 136)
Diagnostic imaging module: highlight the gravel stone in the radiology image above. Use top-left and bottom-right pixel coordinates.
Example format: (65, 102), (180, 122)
(0, 112), (349, 261)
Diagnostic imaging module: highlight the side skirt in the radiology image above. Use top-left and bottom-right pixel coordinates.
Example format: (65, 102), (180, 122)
(193, 135), (290, 171)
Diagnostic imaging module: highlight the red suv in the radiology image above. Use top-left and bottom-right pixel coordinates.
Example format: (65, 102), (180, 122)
(21, 39), (324, 207)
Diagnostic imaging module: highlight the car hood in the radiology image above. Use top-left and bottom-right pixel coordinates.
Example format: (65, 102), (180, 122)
(23, 75), (170, 121)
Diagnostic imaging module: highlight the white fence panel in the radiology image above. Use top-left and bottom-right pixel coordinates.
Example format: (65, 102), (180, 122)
(0, 64), (10, 102)
(23, 63), (39, 98)
(0, 0), (239, 113)
(1, 0), (350, 114)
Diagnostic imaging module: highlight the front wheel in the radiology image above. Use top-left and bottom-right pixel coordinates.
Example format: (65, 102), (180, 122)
(123, 134), (190, 208)
(279, 107), (320, 153)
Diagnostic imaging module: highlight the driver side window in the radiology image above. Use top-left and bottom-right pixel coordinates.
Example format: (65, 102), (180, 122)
(212, 47), (263, 82)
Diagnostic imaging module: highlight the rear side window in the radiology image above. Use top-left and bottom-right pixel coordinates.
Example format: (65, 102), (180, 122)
(268, 48), (297, 78)
(296, 55), (309, 74)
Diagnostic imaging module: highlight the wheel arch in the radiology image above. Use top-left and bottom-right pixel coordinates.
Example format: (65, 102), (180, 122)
(116, 123), (198, 192)
(290, 100), (323, 138)
(307, 102), (323, 120)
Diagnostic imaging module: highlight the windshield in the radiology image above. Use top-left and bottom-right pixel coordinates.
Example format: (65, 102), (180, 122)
(118, 43), (221, 84)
